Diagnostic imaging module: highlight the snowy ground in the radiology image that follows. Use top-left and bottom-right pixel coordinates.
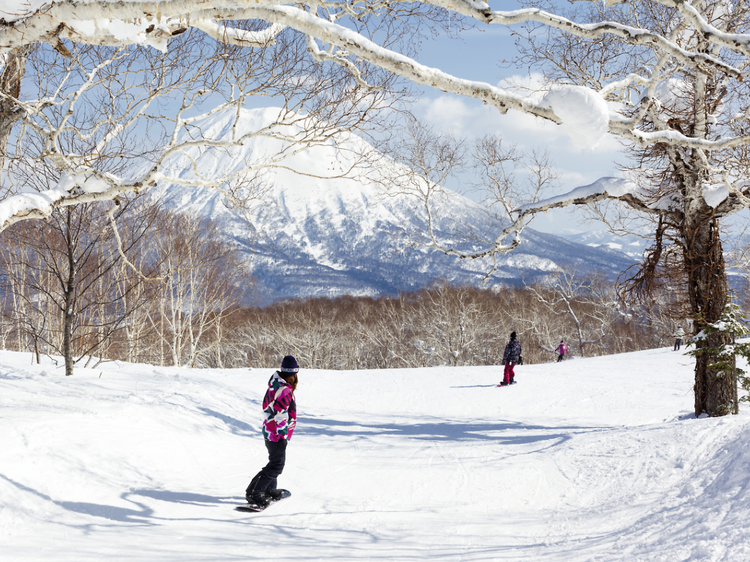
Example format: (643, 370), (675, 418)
(2, 348), (750, 562)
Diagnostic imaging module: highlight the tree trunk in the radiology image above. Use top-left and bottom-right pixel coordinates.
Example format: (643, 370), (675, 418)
(63, 210), (76, 377)
(680, 65), (735, 417)
(0, 45), (32, 176)
(684, 211), (733, 416)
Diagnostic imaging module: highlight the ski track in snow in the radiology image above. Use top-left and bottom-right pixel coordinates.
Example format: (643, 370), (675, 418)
(1, 348), (750, 561)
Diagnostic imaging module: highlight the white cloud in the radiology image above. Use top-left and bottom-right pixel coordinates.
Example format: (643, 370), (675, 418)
(418, 90), (620, 156)
(421, 96), (475, 135)
(414, 76), (631, 234)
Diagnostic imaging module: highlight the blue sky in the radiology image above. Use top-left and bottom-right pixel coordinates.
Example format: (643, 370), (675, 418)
(406, 27), (750, 242)
(407, 25), (625, 235)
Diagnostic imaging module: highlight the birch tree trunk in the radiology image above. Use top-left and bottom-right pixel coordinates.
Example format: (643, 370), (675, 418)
(0, 45), (31, 182)
(62, 209), (76, 376)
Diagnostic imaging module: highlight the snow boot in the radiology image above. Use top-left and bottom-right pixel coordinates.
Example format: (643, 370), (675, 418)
(247, 492), (271, 507)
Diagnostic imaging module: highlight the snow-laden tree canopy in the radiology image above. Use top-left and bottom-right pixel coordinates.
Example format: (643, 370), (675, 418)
(3, 0), (750, 416)
(1, 0), (750, 225)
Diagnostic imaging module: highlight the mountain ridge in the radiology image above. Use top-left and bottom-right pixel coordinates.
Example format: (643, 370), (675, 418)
(150, 108), (637, 304)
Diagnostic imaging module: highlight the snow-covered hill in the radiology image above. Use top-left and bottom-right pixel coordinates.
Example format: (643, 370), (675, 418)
(1, 347), (749, 561)
(150, 108), (635, 304)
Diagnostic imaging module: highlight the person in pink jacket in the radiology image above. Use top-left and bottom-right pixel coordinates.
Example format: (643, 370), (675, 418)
(245, 355), (298, 507)
(555, 340), (568, 362)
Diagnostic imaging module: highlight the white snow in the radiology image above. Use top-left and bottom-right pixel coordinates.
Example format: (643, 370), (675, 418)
(0, 173), (115, 228)
(0, 189), (64, 226)
(57, 171), (112, 195)
(541, 86), (611, 149)
(703, 183), (730, 208)
(1, 347), (749, 561)
(67, 18), (171, 51)
(517, 177), (638, 214)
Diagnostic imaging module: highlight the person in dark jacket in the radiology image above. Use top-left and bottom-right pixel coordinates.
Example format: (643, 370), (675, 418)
(245, 355), (298, 507)
(499, 331), (522, 386)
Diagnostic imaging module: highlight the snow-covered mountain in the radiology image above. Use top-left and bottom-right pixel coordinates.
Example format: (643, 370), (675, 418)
(562, 229), (648, 261)
(151, 108), (636, 304)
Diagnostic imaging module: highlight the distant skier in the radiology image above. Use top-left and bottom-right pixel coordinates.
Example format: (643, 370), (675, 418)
(555, 340), (569, 362)
(499, 331), (522, 386)
(673, 326), (685, 351)
(245, 355), (298, 508)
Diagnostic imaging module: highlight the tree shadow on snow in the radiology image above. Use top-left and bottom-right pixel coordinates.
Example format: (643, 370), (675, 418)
(0, 472), (154, 525)
(296, 415), (595, 452)
(129, 489), (238, 506)
(450, 384), (498, 388)
(198, 407), (255, 434)
(0, 473), (246, 528)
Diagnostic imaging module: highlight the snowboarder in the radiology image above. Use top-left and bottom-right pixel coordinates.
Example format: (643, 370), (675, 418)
(555, 340), (568, 362)
(673, 326), (685, 351)
(245, 355), (298, 508)
(500, 331), (522, 386)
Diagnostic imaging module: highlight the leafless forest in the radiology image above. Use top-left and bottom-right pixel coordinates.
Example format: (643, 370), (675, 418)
(0, 201), (690, 373)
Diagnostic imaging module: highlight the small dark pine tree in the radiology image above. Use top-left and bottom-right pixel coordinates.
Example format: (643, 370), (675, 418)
(686, 301), (750, 416)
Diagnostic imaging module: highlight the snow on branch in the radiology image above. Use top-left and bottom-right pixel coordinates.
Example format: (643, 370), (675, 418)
(664, 0), (750, 55)
(431, 0), (745, 77)
(515, 177), (649, 218)
(1, 1), (749, 84)
(0, 172), (144, 231)
(244, 5), (560, 121)
(5, 0), (750, 230)
(3, 1), (750, 150)
(192, 19), (284, 48)
(613, 123), (750, 151)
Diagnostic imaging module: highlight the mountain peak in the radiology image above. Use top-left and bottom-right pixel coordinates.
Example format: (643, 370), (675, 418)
(151, 108), (635, 304)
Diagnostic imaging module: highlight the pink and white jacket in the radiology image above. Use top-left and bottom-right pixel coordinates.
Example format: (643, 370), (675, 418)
(261, 373), (297, 442)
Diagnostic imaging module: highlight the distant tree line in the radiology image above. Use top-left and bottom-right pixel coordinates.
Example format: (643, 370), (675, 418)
(232, 279), (680, 370)
(0, 198), (248, 374)
(0, 199), (688, 372)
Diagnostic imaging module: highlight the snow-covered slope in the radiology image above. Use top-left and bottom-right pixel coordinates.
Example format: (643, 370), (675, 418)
(1, 347), (749, 561)
(151, 108), (635, 304)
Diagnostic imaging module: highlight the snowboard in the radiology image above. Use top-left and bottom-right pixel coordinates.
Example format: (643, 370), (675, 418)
(497, 381), (517, 387)
(235, 490), (291, 513)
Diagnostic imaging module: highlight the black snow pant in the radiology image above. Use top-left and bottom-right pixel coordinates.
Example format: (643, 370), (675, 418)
(557, 354), (564, 362)
(246, 439), (287, 497)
